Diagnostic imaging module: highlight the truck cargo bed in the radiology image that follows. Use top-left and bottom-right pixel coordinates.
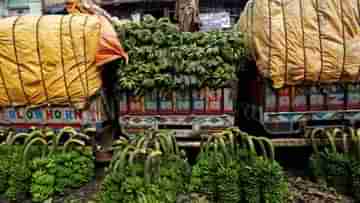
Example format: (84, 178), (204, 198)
(237, 65), (360, 137)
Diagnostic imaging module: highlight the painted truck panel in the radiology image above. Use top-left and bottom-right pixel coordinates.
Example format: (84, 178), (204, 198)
(0, 96), (105, 131)
(175, 89), (191, 113)
(119, 88), (235, 136)
(348, 84), (360, 109)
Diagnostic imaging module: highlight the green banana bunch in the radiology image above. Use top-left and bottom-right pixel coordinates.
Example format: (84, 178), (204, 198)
(114, 15), (248, 94)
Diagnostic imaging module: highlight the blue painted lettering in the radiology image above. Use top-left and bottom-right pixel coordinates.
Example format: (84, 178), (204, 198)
(34, 110), (43, 120)
(64, 111), (73, 120)
(8, 110), (16, 120)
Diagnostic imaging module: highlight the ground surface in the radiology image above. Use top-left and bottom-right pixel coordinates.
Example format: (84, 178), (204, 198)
(286, 173), (354, 203)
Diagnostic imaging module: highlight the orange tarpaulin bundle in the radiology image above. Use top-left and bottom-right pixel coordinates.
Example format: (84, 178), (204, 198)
(95, 15), (128, 66)
(238, 0), (360, 89)
(0, 14), (127, 108)
(66, 0), (128, 64)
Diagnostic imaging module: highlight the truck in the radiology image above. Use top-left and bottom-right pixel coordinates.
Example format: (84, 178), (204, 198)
(234, 0), (360, 146)
(0, 5), (126, 139)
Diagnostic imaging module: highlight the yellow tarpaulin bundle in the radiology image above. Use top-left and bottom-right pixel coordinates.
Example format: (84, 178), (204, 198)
(238, 0), (360, 89)
(0, 15), (125, 108)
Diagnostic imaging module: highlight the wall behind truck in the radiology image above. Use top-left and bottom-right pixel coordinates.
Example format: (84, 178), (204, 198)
(0, 0), (42, 17)
(0, 0), (7, 16)
(101, 0), (248, 24)
(29, 0), (42, 14)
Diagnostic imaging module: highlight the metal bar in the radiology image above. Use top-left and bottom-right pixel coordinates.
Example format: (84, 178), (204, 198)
(177, 138), (350, 148)
(178, 141), (201, 148)
(265, 109), (360, 115)
(271, 138), (345, 147)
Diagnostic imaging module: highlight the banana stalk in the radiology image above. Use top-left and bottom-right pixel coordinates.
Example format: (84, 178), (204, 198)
(144, 150), (162, 185)
(5, 131), (15, 145)
(83, 127), (96, 135)
(214, 136), (229, 166)
(44, 130), (56, 142)
(310, 128), (326, 155)
(331, 128), (347, 153)
(7, 132), (29, 145)
(112, 137), (129, 151)
(72, 132), (90, 142)
(245, 136), (256, 156)
(129, 149), (147, 176)
(55, 127), (77, 147)
(254, 137), (275, 161)
(23, 137), (48, 165)
(136, 135), (147, 150)
(255, 138), (267, 159)
(170, 131), (179, 155)
(24, 130), (43, 146)
(325, 130), (337, 153)
(63, 138), (85, 152)
(223, 130), (236, 155)
(110, 145), (136, 171)
(356, 129), (360, 160)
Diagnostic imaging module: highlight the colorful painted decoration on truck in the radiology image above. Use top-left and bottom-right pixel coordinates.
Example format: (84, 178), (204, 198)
(144, 91), (157, 113)
(293, 87), (307, 111)
(263, 111), (359, 124)
(119, 93), (128, 114)
(223, 88), (233, 113)
(326, 85), (345, 110)
(0, 97), (103, 125)
(206, 89), (222, 113)
(4, 108), (81, 123)
(310, 87), (324, 111)
(348, 84), (360, 109)
(264, 84), (360, 113)
(120, 88), (235, 115)
(129, 95), (144, 113)
(159, 91), (173, 113)
(119, 115), (235, 128)
(265, 85), (276, 112)
(175, 90), (191, 113)
(278, 88), (290, 112)
(5, 97), (104, 132)
(192, 89), (206, 113)
(0, 106), (103, 131)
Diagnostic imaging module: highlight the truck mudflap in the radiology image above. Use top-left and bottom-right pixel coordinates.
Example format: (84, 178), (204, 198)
(0, 95), (106, 132)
